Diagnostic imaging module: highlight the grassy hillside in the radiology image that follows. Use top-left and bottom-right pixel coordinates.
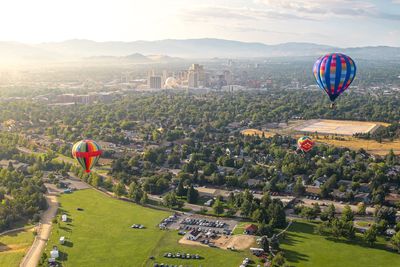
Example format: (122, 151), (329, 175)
(0, 229), (34, 267)
(45, 189), (258, 267)
(281, 221), (400, 267)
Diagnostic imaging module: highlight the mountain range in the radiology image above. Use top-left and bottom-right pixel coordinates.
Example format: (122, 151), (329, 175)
(1, 38), (399, 63)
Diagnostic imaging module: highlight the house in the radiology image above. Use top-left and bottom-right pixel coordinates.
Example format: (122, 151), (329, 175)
(61, 214), (68, 222)
(385, 193), (400, 206)
(314, 176), (328, 187)
(332, 189), (347, 200)
(358, 183), (371, 193)
(187, 229), (202, 241)
(337, 180), (352, 188)
(305, 186), (321, 197)
(244, 224), (258, 235)
(247, 178), (263, 187)
(250, 247), (264, 256)
(204, 199), (214, 207)
(354, 193), (371, 204)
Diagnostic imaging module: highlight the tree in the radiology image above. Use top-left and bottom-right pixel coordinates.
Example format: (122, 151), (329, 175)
(270, 234), (280, 251)
(140, 192), (149, 205)
(7, 161), (14, 171)
(391, 231), (400, 253)
(357, 202), (366, 215)
(271, 252), (286, 267)
(187, 185), (199, 204)
(260, 236), (270, 253)
(176, 179), (186, 197)
(90, 173), (102, 187)
(240, 199), (252, 217)
(321, 204), (336, 222)
(300, 206), (317, 221)
(113, 182), (126, 197)
(363, 224), (378, 246)
(213, 198), (224, 216)
(163, 191), (183, 209)
(375, 206), (397, 225)
(293, 177), (305, 197)
(341, 205), (354, 222)
(258, 223), (273, 237)
(128, 182), (142, 202)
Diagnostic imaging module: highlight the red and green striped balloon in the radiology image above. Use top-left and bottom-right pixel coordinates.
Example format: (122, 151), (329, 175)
(72, 140), (102, 173)
(297, 136), (314, 153)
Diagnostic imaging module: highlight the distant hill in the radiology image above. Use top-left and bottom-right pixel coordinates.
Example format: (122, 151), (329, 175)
(0, 38), (399, 63)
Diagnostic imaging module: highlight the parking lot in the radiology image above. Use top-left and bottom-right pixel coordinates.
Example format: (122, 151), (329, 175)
(166, 214), (237, 233)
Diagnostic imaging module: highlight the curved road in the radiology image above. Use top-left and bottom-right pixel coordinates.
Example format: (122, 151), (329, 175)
(20, 194), (59, 267)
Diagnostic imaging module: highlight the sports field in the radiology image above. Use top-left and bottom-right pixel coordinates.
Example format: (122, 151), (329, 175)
(0, 229), (34, 267)
(281, 221), (400, 267)
(294, 119), (384, 136)
(45, 189), (258, 267)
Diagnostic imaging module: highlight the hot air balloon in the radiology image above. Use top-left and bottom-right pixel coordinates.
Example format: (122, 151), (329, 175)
(72, 140), (102, 173)
(164, 77), (178, 89)
(313, 53), (356, 108)
(297, 136), (314, 153)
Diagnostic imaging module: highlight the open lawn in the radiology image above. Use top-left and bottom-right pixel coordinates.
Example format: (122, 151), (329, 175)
(0, 229), (34, 267)
(281, 221), (400, 267)
(46, 189), (260, 267)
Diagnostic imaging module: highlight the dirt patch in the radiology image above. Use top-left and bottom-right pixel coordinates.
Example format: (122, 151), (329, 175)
(0, 244), (28, 252)
(178, 234), (255, 251)
(215, 235), (255, 250)
(178, 237), (209, 248)
(241, 129), (276, 138)
(294, 119), (387, 136)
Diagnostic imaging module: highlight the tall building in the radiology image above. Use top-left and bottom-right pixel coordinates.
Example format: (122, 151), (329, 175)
(187, 64), (205, 88)
(223, 70), (233, 85)
(188, 71), (198, 88)
(148, 76), (162, 89)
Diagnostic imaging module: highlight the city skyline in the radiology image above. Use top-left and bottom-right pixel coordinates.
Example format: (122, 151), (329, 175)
(0, 0), (399, 47)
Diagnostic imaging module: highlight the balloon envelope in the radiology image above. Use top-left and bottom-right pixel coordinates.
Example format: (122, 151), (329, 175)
(313, 53), (356, 102)
(297, 136), (314, 153)
(165, 77), (178, 88)
(72, 140), (102, 173)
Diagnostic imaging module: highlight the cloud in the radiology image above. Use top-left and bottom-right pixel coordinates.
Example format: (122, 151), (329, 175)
(180, 5), (315, 22)
(255, 0), (400, 21)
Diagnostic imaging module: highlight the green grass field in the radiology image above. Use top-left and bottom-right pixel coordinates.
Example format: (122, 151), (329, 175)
(0, 229), (34, 267)
(45, 189), (259, 267)
(281, 221), (400, 267)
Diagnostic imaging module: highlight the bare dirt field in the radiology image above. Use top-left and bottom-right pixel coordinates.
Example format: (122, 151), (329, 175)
(240, 129), (276, 137)
(294, 119), (386, 136)
(314, 137), (400, 155)
(178, 234), (255, 251)
(214, 234), (255, 250)
(178, 237), (209, 248)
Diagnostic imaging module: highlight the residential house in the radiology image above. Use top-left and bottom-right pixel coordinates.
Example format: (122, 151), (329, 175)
(354, 193), (371, 204)
(314, 176), (328, 187)
(385, 193), (400, 206)
(244, 224), (258, 235)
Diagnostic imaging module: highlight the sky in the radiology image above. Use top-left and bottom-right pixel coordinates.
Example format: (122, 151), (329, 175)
(0, 0), (399, 47)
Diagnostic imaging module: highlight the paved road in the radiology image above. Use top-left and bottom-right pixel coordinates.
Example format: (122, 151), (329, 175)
(20, 195), (59, 267)
(299, 197), (376, 214)
(148, 193), (211, 212)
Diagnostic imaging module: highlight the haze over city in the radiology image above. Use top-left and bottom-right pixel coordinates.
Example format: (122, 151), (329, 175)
(0, 0), (399, 46)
